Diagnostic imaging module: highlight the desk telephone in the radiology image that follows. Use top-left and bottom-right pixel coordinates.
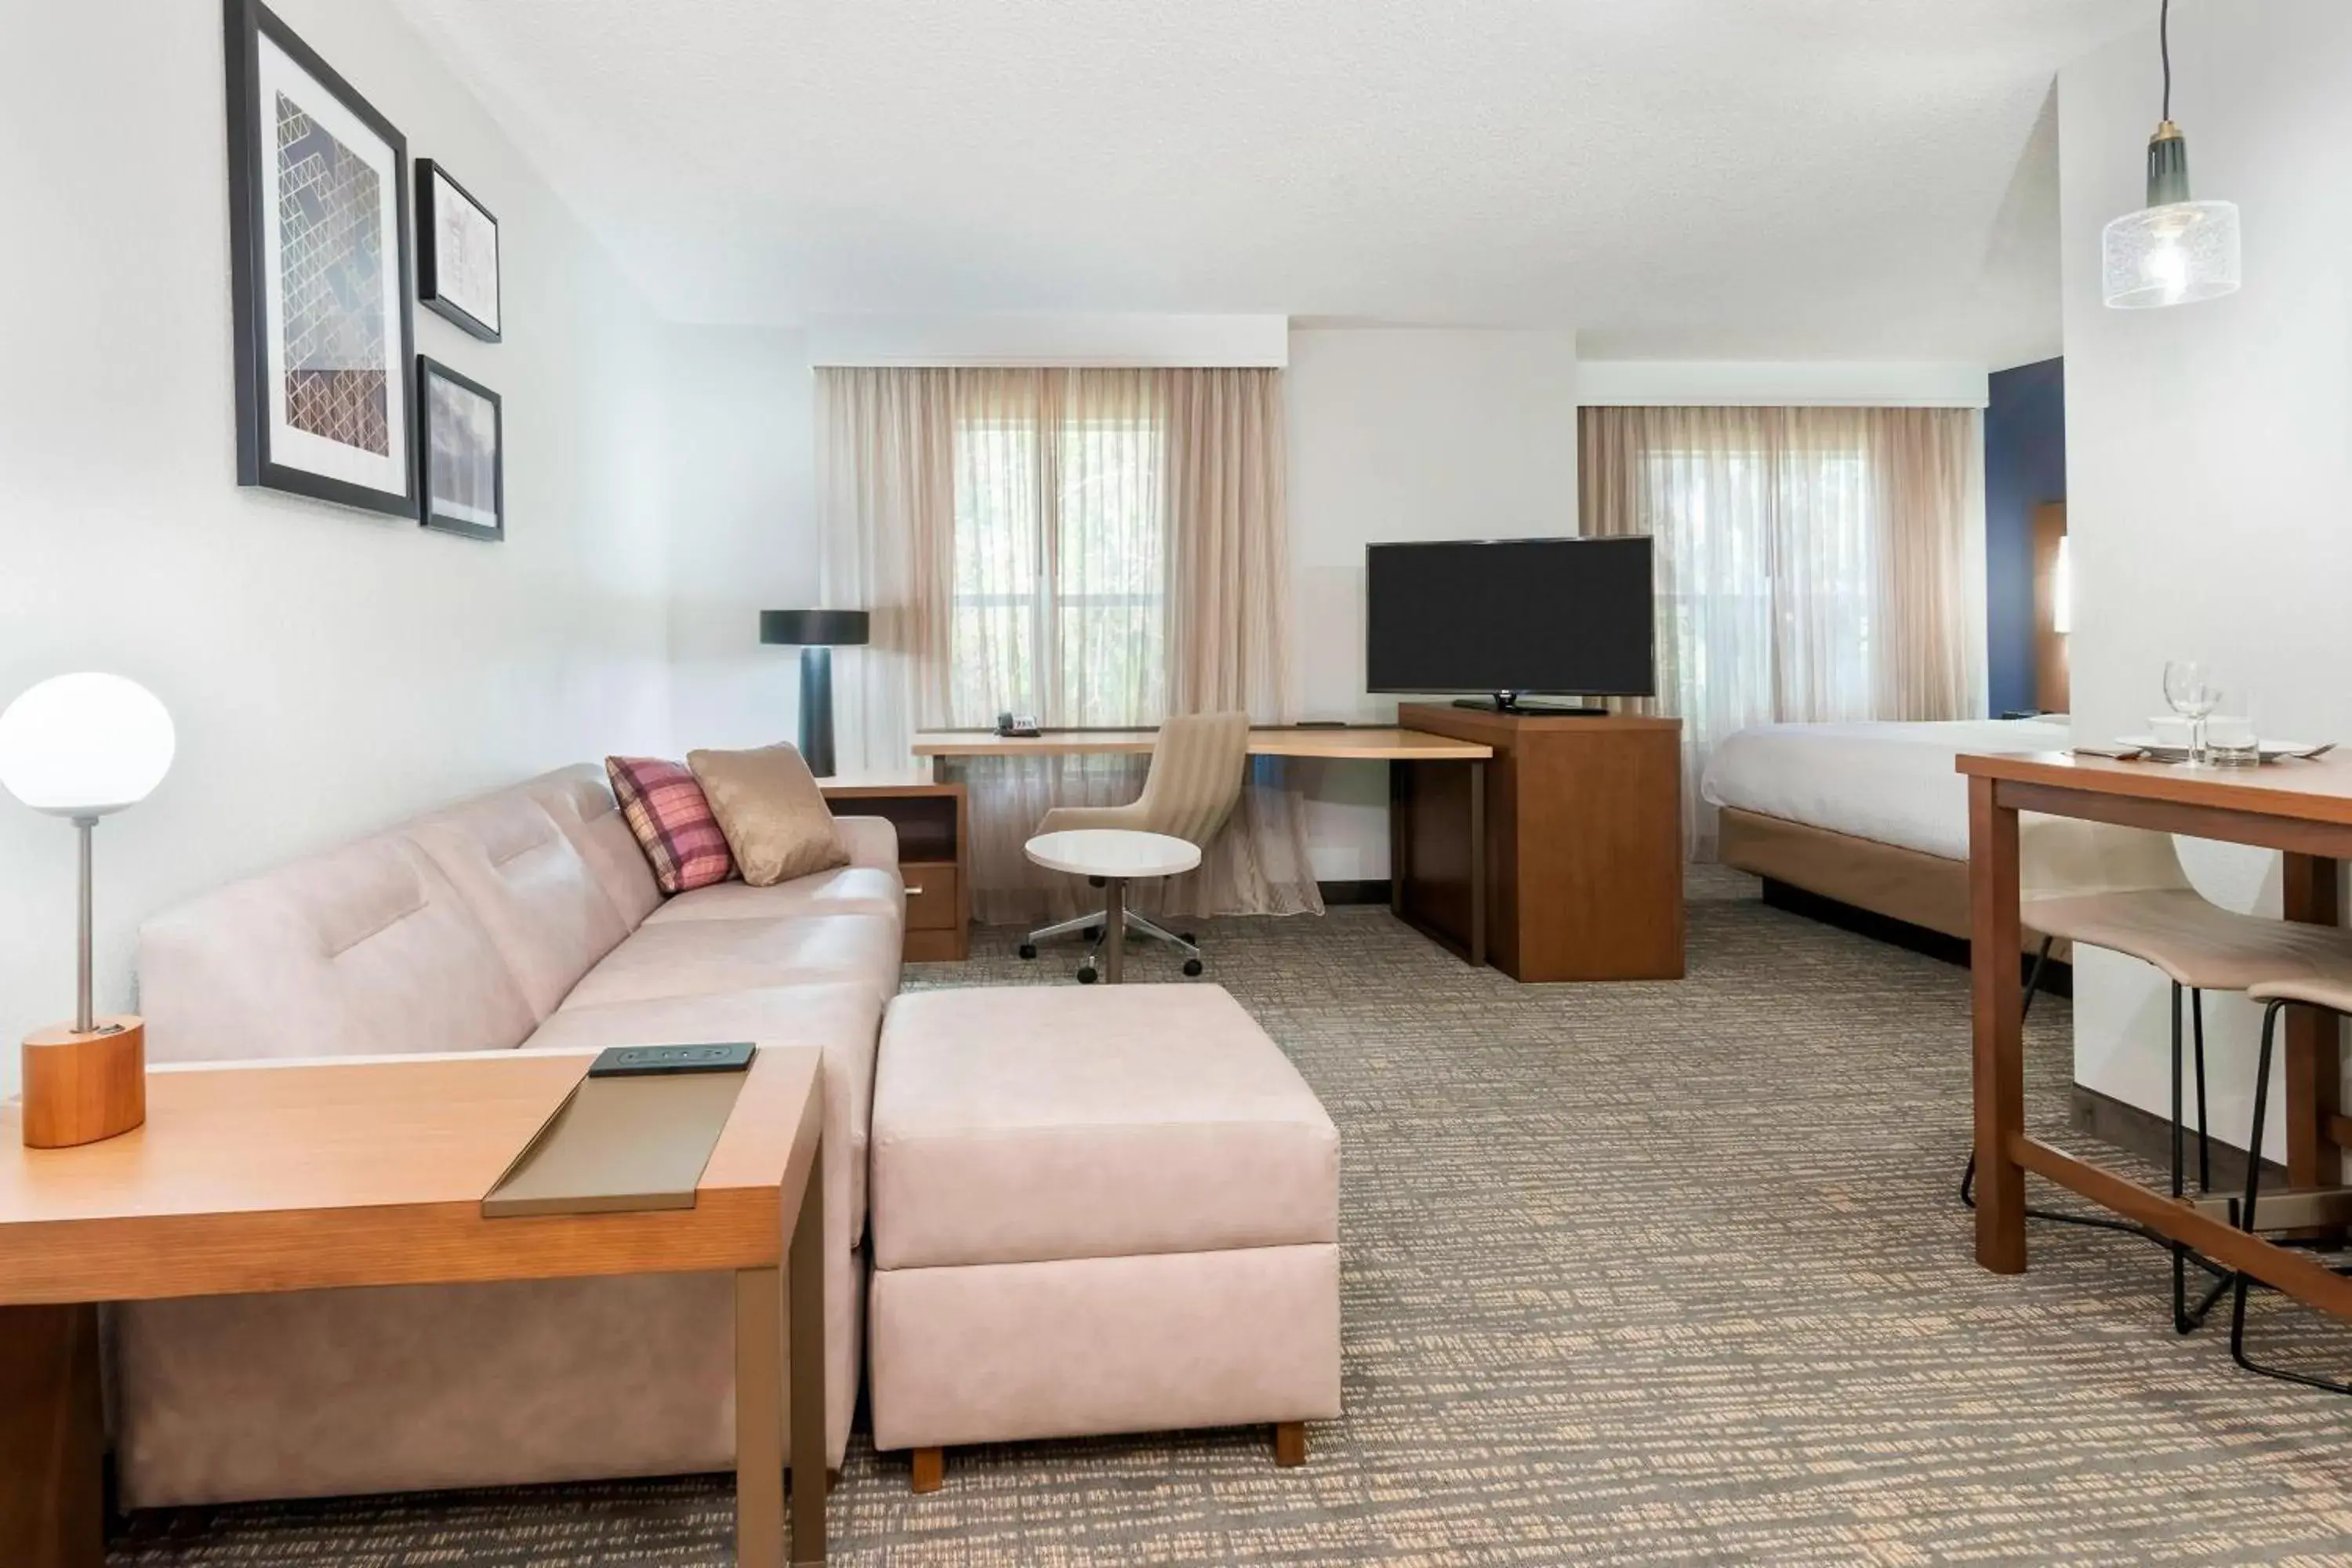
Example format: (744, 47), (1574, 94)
(996, 711), (1042, 738)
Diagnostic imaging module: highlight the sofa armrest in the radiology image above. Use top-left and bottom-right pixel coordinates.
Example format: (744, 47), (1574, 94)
(834, 815), (900, 871)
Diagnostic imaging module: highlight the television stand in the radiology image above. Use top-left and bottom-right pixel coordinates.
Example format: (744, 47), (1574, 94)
(1453, 692), (1609, 717)
(1395, 703), (1684, 982)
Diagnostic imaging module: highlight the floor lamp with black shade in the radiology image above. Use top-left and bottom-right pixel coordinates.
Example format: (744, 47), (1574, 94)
(760, 610), (869, 778)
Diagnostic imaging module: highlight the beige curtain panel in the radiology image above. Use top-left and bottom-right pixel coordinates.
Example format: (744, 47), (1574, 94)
(1579, 404), (1987, 858)
(817, 365), (1316, 920)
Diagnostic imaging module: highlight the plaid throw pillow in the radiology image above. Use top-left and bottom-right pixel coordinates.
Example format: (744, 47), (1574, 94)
(605, 755), (736, 895)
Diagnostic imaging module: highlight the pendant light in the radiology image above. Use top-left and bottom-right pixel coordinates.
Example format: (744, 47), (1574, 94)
(2101, 0), (2240, 309)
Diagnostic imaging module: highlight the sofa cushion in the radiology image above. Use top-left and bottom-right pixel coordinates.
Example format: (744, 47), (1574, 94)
(524, 982), (884, 1247)
(607, 755), (735, 895)
(870, 984), (1338, 1271)
(138, 833), (535, 1065)
(522, 765), (662, 928)
(644, 866), (902, 926)
(688, 744), (848, 887)
(408, 793), (632, 1020)
(561, 913), (901, 1012)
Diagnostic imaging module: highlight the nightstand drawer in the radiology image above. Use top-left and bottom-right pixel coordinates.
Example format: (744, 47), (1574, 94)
(902, 862), (960, 930)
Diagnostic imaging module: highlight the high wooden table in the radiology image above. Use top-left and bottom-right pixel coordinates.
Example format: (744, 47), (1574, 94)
(1961, 750), (2352, 1323)
(913, 725), (1497, 966)
(0, 1046), (828, 1568)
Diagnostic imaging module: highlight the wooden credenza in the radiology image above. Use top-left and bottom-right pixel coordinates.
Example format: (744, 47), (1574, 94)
(1395, 705), (1683, 982)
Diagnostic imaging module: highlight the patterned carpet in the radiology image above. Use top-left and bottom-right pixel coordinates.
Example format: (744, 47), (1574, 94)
(111, 869), (2352, 1566)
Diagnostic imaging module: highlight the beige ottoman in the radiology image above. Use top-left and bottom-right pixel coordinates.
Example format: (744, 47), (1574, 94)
(869, 982), (1341, 1490)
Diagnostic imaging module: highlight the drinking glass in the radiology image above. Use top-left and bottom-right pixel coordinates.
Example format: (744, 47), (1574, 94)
(2162, 660), (2223, 766)
(2206, 713), (2259, 766)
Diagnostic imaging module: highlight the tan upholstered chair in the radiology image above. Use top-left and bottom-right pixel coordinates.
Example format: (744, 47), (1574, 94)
(1964, 818), (2352, 1334)
(1019, 710), (1250, 979)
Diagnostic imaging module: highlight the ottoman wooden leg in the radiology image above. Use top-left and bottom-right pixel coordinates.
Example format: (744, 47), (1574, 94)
(1272, 1421), (1307, 1468)
(910, 1446), (945, 1494)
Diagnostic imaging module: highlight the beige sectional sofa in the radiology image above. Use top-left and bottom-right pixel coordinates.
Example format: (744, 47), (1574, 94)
(116, 764), (900, 1508)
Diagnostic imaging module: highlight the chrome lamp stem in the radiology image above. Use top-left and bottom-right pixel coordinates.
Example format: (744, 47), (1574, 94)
(74, 814), (96, 1033)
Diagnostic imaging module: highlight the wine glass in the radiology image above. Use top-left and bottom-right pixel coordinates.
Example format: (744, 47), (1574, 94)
(2162, 660), (2223, 766)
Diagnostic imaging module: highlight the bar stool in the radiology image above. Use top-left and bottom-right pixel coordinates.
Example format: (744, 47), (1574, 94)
(2232, 961), (2352, 1394)
(1960, 820), (2336, 1333)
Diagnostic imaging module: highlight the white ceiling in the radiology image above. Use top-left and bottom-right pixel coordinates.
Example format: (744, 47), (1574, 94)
(391, 0), (2147, 362)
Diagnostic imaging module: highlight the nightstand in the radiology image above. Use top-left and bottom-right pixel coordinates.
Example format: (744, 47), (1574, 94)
(821, 771), (971, 962)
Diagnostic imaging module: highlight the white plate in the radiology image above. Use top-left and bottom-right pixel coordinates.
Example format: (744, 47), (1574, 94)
(2114, 735), (2324, 761)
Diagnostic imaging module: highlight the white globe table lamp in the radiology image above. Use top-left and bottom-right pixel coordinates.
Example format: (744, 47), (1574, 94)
(0, 673), (175, 1147)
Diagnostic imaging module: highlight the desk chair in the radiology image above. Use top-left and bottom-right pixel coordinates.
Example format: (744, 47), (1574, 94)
(1958, 818), (2333, 1333)
(1018, 710), (1248, 982)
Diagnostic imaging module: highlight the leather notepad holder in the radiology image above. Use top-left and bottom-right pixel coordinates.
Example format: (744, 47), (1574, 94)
(482, 1067), (751, 1218)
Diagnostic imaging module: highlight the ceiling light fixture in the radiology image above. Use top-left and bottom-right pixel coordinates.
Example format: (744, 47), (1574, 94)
(2102, 0), (2240, 309)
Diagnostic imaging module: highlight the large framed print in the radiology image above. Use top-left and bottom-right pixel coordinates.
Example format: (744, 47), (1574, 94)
(416, 159), (501, 342)
(416, 357), (503, 542)
(223, 0), (416, 517)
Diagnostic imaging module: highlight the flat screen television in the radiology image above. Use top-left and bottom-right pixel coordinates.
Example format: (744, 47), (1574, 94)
(1365, 536), (1657, 704)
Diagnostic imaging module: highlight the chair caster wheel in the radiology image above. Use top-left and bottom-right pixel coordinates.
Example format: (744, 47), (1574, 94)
(1182, 958), (1203, 977)
(1076, 965), (1099, 985)
(1018, 943), (1037, 960)
(1084, 925), (1103, 943)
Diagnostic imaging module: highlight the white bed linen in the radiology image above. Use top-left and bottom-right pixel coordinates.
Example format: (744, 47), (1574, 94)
(1699, 718), (2071, 861)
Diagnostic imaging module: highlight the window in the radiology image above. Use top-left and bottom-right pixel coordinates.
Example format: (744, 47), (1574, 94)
(1642, 440), (1878, 728)
(1581, 403), (1984, 857)
(948, 396), (1167, 728)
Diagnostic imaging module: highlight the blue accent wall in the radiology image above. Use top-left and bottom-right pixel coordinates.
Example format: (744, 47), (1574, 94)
(1984, 358), (2066, 716)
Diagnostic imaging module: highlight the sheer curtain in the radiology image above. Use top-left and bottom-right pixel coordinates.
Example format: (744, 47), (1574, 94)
(1579, 405), (1986, 858)
(818, 365), (1316, 921)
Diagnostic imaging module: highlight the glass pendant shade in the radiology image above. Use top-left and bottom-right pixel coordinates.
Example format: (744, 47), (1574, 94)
(2103, 103), (2240, 310)
(0, 673), (176, 818)
(2103, 198), (2241, 309)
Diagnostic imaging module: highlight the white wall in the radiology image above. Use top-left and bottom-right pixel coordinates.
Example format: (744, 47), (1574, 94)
(1578, 359), (1988, 408)
(2059, 1), (2352, 1157)
(1285, 328), (1581, 880)
(808, 314), (1287, 368)
(663, 325), (820, 752)
(0, 0), (674, 1098)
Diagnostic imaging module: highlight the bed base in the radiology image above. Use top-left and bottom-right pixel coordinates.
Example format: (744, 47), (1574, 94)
(1720, 807), (2065, 981)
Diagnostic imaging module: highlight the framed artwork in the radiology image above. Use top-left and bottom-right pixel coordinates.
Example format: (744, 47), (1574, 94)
(416, 159), (501, 342)
(417, 357), (503, 541)
(223, 0), (416, 517)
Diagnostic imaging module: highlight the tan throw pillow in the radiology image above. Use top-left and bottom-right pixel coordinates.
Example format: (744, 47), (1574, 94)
(686, 743), (851, 887)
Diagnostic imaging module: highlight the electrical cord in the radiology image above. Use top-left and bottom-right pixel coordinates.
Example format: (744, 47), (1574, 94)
(2161, 0), (2172, 121)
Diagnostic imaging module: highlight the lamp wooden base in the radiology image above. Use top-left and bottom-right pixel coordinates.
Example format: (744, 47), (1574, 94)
(21, 1018), (146, 1149)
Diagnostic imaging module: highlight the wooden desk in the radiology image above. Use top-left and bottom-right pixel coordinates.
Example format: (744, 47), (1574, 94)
(1962, 750), (2352, 1324)
(911, 726), (1494, 764)
(913, 726), (1496, 965)
(0, 1047), (828, 1568)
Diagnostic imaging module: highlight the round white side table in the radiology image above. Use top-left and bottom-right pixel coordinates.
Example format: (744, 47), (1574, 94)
(1022, 829), (1202, 984)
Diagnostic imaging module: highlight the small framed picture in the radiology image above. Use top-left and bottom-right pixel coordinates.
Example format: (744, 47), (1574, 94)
(224, 0), (416, 516)
(416, 159), (501, 342)
(416, 357), (503, 541)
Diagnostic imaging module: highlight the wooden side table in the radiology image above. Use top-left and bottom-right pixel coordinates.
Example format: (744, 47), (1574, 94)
(822, 771), (971, 962)
(0, 1047), (828, 1568)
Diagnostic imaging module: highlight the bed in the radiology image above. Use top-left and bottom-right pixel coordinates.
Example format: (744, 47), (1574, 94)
(1700, 717), (2071, 951)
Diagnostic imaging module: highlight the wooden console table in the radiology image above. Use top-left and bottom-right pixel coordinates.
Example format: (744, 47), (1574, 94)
(0, 1047), (828, 1568)
(1962, 749), (2352, 1322)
